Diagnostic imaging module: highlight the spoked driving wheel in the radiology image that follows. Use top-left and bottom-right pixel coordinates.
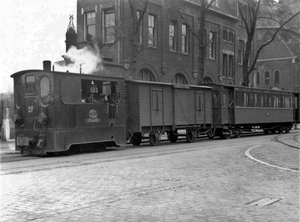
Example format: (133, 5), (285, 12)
(149, 131), (160, 146)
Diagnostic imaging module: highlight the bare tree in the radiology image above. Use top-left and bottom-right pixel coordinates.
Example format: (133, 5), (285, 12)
(237, 0), (300, 86)
(176, 0), (216, 84)
(197, 0), (216, 84)
(127, 0), (148, 76)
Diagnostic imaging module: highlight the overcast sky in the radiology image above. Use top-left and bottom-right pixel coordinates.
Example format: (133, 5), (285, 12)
(0, 0), (77, 93)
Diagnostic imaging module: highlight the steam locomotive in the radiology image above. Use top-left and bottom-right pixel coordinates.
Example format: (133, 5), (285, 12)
(11, 68), (299, 155)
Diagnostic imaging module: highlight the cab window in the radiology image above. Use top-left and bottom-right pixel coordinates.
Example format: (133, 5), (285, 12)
(40, 76), (50, 98)
(81, 79), (120, 104)
(25, 75), (36, 94)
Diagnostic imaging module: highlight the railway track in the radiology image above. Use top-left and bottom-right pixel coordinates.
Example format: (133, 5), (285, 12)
(275, 131), (300, 149)
(0, 130), (267, 164)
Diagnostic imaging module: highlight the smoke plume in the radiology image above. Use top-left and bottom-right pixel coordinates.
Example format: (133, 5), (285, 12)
(55, 44), (103, 74)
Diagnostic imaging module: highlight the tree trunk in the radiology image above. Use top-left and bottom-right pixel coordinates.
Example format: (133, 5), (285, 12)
(198, 0), (207, 84)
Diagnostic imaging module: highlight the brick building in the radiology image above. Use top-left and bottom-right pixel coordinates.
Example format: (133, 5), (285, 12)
(255, 28), (300, 93)
(76, 0), (254, 86)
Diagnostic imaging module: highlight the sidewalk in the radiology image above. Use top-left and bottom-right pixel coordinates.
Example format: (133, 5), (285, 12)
(0, 140), (19, 154)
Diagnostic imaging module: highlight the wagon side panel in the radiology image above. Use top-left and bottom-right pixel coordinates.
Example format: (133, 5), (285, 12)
(234, 108), (294, 124)
(204, 89), (213, 124)
(126, 82), (141, 132)
(162, 85), (173, 127)
(139, 84), (151, 127)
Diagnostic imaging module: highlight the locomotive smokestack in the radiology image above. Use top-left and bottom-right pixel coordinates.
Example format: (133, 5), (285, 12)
(43, 60), (51, 71)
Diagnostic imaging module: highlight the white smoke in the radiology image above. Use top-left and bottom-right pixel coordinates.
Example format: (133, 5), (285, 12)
(55, 44), (103, 74)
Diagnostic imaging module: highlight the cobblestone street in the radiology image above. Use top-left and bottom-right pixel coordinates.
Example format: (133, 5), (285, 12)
(0, 132), (299, 222)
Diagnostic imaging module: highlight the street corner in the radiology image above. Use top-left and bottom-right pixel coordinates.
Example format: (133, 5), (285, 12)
(245, 135), (300, 173)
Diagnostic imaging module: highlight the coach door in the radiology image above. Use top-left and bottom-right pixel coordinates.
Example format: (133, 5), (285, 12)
(222, 88), (234, 124)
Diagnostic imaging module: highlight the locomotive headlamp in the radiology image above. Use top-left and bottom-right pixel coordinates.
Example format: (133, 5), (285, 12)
(37, 112), (48, 124)
(12, 114), (21, 124)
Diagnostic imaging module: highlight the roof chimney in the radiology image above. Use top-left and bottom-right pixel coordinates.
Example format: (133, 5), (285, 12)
(43, 60), (51, 71)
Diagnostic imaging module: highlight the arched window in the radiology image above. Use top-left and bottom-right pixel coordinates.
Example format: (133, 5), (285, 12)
(274, 70), (280, 85)
(172, 73), (188, 84)
(138, 69), (156, 81)
(204, 76), (214, 83)
(256, 72), (260, 85)
(265, 71), (270, 85)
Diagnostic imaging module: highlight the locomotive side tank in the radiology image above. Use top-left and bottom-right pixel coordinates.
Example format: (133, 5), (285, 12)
(126, 80), (213, 145)
(11, 70), (126, 155)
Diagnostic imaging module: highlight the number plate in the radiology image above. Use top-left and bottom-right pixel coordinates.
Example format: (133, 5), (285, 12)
(17, 137), (29, 146)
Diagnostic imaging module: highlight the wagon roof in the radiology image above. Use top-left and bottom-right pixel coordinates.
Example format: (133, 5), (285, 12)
(202, 83), (295, 94)
(10, 69), (125, 80)
(126, 79), (212, 90)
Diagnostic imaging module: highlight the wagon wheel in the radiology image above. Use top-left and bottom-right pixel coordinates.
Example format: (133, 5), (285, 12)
(234, 129), (242, 138)
(277, 126), (284, 134)
(149, 131), (160, 146)
(167, 130), (178, 143)
(271, 129), (276, 134)
(284, 126), (291, 133)
(207, 128), (216, 139)
(130, 133), (142, 146)
(221, 130), (231, 139)
(186, 129), (196, 143)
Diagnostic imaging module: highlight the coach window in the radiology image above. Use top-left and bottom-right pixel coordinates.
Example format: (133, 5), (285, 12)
(249, 93), (255, 107)
(268, 95), (274, 107)
(235, 91), (244, 106)
(274, 95), (278, 108)
(284, 96), (291, 108)
(255, 93), (260, 107)
(264, 94), (268, 107)
(260, 94), (265, 107)
(25, 75), (36, 94)
(278, 95), (283, 108)
(245, 93), (249, 107)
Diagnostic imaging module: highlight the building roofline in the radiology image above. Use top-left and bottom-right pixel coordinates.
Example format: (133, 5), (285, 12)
(184, 0), (239, 22)
(257, 56), (297, 62)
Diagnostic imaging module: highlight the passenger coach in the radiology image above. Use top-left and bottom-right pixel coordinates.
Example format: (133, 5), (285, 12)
(205, 84), (297, 139)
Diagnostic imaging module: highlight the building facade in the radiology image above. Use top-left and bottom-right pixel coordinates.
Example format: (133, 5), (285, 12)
(75, 0), (254, 86)
(255, 28), (300, 93)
